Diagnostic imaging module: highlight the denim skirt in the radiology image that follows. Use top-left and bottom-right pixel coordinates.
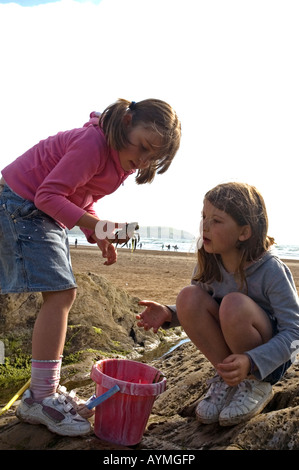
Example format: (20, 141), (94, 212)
(0, 184), (77, 293)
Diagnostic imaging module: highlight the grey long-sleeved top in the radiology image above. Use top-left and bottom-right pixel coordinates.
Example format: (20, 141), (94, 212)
(165, 250), (299, 381)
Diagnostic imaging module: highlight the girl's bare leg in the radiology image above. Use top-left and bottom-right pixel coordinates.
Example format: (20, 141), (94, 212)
(16, 288), (92, 436)
(219, 292), (273, 353)
(32, 288), (77, 360)
(176, 285), (231, 368)
(177, 287), (274, 425)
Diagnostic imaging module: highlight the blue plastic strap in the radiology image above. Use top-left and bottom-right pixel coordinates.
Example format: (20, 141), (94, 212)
(86, 384), (120, 409)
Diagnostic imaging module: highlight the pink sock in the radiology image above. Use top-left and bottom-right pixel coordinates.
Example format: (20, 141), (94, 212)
(30, 358), (62, 400)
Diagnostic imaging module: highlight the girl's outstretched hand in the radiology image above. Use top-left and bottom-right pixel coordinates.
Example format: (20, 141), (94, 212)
(137, 300), (172, 334)
(96, 238), (117, 265)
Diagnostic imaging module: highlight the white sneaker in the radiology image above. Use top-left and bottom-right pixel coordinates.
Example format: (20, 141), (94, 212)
(16, 389), (91, 436)
(219, 379), (273, 426)
(57, 385), (94, 419)
(195, 374), (235, 424)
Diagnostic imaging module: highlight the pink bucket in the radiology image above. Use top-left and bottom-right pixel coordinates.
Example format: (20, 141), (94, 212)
(90, 358), (166, 446)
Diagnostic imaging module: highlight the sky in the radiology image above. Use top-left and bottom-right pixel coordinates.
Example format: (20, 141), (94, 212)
(0, 0), (298, 244)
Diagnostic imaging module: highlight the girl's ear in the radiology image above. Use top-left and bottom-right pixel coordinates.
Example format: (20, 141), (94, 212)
(123, 113), (132, 127)
(239, 225), (252, 242)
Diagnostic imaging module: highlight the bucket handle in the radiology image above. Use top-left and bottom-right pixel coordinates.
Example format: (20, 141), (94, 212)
(85, 384), (120, 410)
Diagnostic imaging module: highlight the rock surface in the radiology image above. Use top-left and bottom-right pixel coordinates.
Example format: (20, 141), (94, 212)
(1, 269), (299, 451)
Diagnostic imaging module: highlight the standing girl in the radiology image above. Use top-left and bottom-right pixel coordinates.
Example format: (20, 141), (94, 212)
(137, 182), (299, 426)
(0, 98), (181, 436)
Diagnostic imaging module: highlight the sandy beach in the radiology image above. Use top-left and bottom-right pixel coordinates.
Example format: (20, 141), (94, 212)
(70, 246), (198, 305)
(2, 246), (299, 450)
(70, 245), (299, 303)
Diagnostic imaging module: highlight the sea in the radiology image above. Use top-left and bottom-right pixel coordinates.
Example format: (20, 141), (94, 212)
(67, 230), (299, 260)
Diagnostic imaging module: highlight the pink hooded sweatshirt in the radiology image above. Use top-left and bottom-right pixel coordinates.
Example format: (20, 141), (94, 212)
(2, 113), (134, 242)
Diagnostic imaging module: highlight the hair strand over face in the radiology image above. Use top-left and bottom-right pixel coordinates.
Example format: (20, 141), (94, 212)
(99, 98), (181, 184)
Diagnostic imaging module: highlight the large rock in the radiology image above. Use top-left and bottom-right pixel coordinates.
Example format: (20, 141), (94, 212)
(1, 272), (299, 450)
(0, 272), (182, 369)
(143, 341), (299, 450)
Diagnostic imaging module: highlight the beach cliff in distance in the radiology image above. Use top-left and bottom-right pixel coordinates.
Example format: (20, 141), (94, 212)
(0, 247), (299, 450)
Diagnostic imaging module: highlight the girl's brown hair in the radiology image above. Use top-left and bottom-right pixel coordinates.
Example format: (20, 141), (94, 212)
(193, 182), (275, 289)
(99, 98), (181, 184)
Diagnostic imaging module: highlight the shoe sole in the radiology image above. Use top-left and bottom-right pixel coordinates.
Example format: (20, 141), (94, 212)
(219, 389), (274, 426)
(16, 407), (91, 437)
(195, 386), (236, 425)
(195, 413), (219, 424)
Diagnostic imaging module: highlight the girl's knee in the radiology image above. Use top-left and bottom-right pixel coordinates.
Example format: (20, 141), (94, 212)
(177, 285), (193, 307)
(67, 288), (77, 301)
(219, 292), (273, 345)
(43, 288), (77, 309)
(60, 288), (77, 308)
(177, 285), (203, 309)
(176, 285), (214, 322)
(220, 292), (247, 312)
(219, 292), (263, 326)
(219, 292), (246, 323)
(66, 288), (77, 307)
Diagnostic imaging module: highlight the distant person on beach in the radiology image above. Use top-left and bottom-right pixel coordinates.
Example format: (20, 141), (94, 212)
(0, 98), (181, 436)
(137, 182), (299, 426)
